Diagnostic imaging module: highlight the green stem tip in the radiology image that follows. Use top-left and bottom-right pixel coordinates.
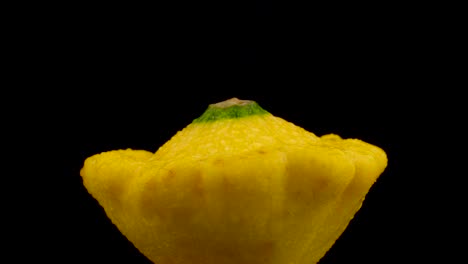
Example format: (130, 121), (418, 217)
(193, 98), (269, 123)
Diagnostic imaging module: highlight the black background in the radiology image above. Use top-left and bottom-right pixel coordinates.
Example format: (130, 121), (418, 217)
(12, 1), (459, 263)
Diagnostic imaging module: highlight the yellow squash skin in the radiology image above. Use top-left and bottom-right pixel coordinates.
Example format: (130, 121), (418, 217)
(80, 98), (387, 264)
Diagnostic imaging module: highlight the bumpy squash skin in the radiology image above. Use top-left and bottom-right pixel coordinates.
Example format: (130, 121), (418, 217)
(81, 99), (387, 264)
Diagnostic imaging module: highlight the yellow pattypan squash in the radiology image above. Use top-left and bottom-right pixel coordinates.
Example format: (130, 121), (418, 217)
(81, 98), (387, 264)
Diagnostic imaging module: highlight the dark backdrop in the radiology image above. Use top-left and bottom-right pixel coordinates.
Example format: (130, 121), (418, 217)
(16, 1), (456, 263)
